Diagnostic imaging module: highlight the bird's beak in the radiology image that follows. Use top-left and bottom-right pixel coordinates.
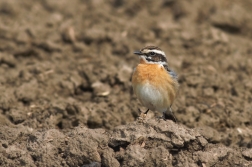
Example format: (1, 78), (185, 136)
(134, 51), (143, 55)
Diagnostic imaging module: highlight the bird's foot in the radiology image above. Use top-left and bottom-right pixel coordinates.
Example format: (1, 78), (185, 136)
(137, 108), (149, 123)
(156, 112), (177, 123)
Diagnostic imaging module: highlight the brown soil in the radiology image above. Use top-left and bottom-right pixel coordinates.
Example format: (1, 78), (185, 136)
(0, 0), (252, 166)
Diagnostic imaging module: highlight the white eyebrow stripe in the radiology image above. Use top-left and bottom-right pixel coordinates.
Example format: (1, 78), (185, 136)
(148, 49), (166, 56)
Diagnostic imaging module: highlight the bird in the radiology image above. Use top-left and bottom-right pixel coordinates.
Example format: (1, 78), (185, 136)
(131, 46), (179, 122)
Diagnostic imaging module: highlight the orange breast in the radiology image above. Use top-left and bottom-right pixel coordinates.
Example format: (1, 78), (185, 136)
(132, 64), (179, 105)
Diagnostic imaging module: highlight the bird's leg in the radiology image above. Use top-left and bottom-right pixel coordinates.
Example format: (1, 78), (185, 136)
(159, 108), (177, 122)
(138, 108), (142, 113)
(162, 112), (166, 120)
(137, 108), (149, 122)
(167, 107), (177, 123)
(144, 109), (149, 115)
(138, 108), (149, 115)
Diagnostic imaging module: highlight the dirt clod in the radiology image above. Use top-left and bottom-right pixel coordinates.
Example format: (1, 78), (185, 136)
(0, 0), (252, 166)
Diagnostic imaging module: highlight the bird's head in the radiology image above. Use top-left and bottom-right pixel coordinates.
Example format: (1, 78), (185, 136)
(134, 46), (167, 65)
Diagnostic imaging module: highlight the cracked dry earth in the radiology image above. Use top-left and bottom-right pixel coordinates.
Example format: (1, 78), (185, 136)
(0, 0), (252, 167)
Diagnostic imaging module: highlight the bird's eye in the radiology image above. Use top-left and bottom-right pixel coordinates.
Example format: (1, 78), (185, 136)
(150, 52), (155, 56)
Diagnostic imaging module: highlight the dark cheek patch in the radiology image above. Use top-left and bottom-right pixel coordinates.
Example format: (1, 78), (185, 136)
(153, 54), (167, 62)
(145, 53), (167, 63)
(153, 56), (160, 62)
(160, 55), (167, 62)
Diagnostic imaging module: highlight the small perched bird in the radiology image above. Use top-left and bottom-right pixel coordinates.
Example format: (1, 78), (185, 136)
(132, 46), (179, 121)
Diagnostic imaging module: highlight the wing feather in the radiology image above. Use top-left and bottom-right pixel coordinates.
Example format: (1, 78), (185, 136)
(163, 64), (178, 80)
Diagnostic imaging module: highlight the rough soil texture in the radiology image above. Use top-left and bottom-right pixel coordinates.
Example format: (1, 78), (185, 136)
(0, 0), (252, 166)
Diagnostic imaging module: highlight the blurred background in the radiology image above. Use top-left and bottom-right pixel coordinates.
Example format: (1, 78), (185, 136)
(0, 0), (252, 148)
